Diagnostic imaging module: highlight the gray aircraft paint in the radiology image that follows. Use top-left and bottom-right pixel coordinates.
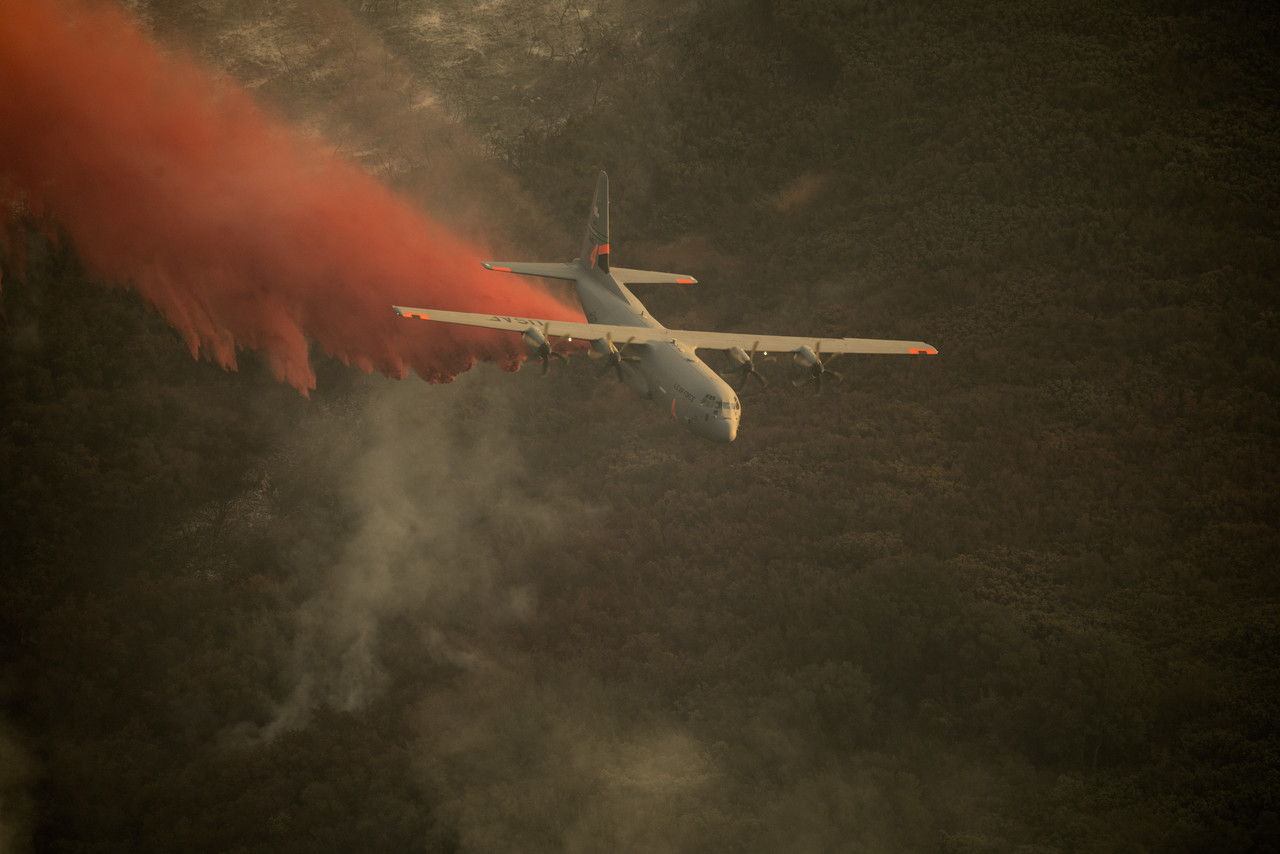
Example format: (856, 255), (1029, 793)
(395, 172), (935, 442)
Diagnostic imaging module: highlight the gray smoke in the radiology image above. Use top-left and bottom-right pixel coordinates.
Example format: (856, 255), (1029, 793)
(416, 660), (720, 853)
(225, 367), (563, 742)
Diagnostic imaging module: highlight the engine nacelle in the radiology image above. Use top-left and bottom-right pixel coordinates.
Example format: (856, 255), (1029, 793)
(792, 345), (820, 367)
(790, 344), (841, 393)
(588, 337), (612, 360)
(522, 326), (550, 357)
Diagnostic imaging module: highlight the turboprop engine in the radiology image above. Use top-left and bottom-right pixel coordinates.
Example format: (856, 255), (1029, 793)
(590, 332), (649, 397)
(521, 323), (564, 374)
(792, 344), (843, 394)
(723, 341), (773, 390)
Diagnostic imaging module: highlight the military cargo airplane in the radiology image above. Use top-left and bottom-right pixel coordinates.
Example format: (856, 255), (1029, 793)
(394, 171), (936, 442)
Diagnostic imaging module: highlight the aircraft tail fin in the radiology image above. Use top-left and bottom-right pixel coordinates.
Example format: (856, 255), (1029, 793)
(580, 171), (610, 274)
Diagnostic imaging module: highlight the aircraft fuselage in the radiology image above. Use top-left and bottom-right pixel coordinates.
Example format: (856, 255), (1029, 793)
(394, 170), (936, 442)
(573, 270), (740, 442)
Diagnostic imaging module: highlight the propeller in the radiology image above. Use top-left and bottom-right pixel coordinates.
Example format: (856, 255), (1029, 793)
(791, 342), (844, 394)
(521, 322), (567, 375)
(589, 332), (640, 382)
(722, 341), (774, 391)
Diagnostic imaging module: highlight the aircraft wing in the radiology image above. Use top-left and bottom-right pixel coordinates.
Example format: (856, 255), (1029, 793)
(392, 306), (661, 344)
(393, 306), (936, 355)
(664, 329), (937, 355)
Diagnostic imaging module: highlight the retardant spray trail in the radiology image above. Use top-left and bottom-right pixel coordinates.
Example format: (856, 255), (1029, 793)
(0, 0), (580, 390)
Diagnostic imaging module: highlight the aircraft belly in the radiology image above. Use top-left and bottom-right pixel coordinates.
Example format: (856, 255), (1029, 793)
(621, 362), (651, 398)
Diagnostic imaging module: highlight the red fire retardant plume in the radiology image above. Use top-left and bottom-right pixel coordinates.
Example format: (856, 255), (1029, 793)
(0, 0), (581, 390)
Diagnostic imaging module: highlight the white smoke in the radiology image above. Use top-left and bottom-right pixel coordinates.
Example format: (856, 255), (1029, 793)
(227, 367), (566, 743)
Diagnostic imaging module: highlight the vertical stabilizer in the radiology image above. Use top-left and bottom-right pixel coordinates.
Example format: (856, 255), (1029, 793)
(580, 171), (610, 274)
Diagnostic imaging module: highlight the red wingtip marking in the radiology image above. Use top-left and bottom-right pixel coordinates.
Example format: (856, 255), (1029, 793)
(490, 266), (512, 273)
(677, 277), (695, 284)
(909, 348), (937, 355)
(408, 311), (429, 320)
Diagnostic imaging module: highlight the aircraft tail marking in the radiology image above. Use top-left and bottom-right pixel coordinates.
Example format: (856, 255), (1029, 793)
(581, 171), (610, 274)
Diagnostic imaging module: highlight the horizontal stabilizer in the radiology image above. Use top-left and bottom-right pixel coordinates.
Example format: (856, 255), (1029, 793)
(609, 266), (698, 286)
(481, 261), (580, 281)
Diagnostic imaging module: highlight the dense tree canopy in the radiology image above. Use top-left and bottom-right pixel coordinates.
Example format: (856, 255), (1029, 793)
(2, 0), (1277, 851)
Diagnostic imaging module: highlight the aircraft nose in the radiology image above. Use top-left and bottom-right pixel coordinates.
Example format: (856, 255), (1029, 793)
(715, 416), (738, 442)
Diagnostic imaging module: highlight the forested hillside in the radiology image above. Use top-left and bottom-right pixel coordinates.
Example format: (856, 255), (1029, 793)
(2, 0), (1277, 851)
